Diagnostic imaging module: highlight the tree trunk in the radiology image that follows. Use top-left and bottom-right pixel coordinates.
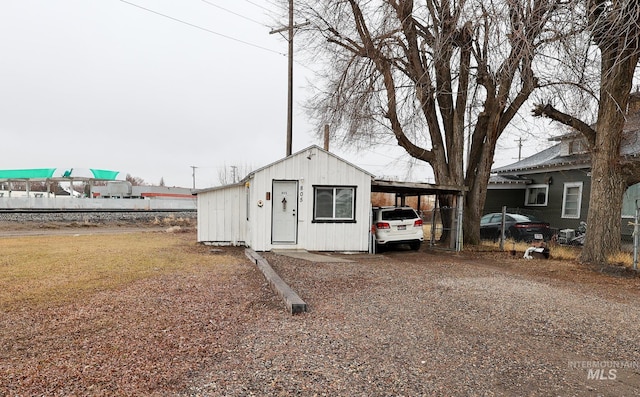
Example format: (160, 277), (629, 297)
(464, 170), (492, 246)
(578, 44), (637, 264)
(580, 153), (625, 264)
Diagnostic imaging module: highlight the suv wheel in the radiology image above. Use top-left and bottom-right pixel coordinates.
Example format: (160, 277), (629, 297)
(410, 241), (421, 250)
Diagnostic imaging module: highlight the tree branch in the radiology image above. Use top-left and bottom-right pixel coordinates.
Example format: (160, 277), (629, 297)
(532, 103), (596, 146)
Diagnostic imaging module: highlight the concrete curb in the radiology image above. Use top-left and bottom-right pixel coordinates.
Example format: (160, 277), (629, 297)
(245, 249), (307, 315)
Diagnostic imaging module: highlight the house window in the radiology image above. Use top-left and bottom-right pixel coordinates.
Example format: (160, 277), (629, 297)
(622, 182), (640, 218)
(525, 184), (548, 206)
(562, 182), (583, 218)
(313, 186), (356, 222)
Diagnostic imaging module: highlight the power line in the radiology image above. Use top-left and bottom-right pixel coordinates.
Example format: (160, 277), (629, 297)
(244, 0), (282, 13)
(201, 0), (269, 27)
(119, 0), (285, 56)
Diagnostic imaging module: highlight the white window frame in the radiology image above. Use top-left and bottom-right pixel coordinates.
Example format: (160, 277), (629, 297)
(313, 186), (356, 222)
(561, 182), (583, 219)
(525, 184), (549, 206)
(622, 182), (640, 218)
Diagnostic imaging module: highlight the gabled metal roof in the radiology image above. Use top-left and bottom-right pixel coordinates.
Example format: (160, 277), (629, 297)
(488, 174), (532, 185)
(493, 111), (640, 174)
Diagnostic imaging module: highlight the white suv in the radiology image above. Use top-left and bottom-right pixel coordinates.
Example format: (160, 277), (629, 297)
(372, 206), (424, 251)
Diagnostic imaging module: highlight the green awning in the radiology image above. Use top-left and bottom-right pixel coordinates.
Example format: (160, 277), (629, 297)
(0, 168), (57, 179)
(0, 168), (120, 181)
(90, 169), (120, 180)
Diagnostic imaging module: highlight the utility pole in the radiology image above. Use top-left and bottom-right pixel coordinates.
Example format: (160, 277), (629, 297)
(230, 165), (237, 183)
(515, 137), (524, 161)
(270, 0), (308, 156)
(190, 165), (197, 189)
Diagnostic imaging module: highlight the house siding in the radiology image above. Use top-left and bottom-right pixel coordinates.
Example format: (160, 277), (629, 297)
(484, 188), (525, 213)
(197, 146), (372, 252)
(197, 184), (247, 246)
(248, 147), (371, 252)
(486, 169), (591, 232)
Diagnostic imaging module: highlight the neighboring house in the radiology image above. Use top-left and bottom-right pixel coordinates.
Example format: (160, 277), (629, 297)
(196, 145), (375, 252)
(485, 93), (640, 238)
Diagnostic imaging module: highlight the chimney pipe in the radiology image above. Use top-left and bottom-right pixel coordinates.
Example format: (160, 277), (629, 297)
(323, 124), (330, 151)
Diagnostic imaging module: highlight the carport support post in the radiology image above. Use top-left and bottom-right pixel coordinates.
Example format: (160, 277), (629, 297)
(455, 192), (464, 252)
(430, 198), (438, 246)
(499, 206), (507, 251)
(634, 200), (639, 270)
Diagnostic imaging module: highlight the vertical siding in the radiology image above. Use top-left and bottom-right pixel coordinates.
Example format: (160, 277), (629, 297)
(196, 185), (246, 245)
(249, 147), (372, 251)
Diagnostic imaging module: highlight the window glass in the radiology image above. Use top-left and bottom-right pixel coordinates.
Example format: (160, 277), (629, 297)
(562, 183), (582, 218)
(315, 188), (334, 218)
(382, 209), (418, 221)
(622, 183), (640, 217)
(335, 188), (354, 218)
(489, 214), (502, 223)
(314, 186), (355, 221)
(525, 185), (548, 206)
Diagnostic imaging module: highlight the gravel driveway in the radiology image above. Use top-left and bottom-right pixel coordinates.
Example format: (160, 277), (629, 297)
(186, 247), (640, 396)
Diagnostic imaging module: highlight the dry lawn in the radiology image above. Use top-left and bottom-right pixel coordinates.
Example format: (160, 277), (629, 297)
(0, 230), (270, 396)
(0, 232), (237, 311)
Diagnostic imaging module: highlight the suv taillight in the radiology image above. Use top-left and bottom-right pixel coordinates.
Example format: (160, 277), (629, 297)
(376, 222), (391, 229)
(414, 219), (423, 227)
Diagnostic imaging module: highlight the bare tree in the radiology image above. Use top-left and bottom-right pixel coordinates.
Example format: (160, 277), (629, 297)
(125, 174), (146, 186)
(297, 0), (574, 243)
(533, 0), (640, 264)
(218, 164), (253, 186)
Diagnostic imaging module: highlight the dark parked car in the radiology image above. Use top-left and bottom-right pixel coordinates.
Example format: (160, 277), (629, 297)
(480, 213), (552, 242)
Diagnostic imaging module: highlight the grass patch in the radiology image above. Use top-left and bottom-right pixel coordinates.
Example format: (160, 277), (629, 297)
(478, 239), (582, 259)
(607, 250), (634, 267)
(479, 239), (638, 268)
(0, 232), (242, 311)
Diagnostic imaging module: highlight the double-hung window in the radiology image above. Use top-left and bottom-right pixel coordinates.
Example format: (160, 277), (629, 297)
(313, 186), (355, 222)
(562, 182), (583, 218)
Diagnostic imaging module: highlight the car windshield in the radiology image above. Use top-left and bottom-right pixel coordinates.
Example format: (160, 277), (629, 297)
(381, 209), (418, 221)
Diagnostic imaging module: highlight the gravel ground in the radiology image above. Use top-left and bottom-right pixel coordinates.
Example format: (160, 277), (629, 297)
(2, 231), (639, 396)
(184, 247), (640, 396)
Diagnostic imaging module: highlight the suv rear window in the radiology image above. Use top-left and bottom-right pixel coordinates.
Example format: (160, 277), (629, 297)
(381, 209), (419, 221)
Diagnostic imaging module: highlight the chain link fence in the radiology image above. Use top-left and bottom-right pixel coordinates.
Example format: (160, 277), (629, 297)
(423, 206), (460, 251)
(484, 205), (640, 270)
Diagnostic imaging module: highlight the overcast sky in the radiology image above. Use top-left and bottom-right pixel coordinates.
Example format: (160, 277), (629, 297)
(0, 0), (550, 188)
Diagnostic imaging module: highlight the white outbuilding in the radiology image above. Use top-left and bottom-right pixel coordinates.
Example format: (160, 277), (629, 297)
(196, 145), (375, 252)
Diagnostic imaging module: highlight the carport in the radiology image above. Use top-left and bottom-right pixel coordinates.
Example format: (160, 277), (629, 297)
(371, 179), (467, 251)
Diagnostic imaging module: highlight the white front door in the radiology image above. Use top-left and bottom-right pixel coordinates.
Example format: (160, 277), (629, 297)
(272, 180), (298, 244)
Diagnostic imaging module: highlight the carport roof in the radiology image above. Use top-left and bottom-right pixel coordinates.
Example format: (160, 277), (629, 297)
(371, 179), (466, 196)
